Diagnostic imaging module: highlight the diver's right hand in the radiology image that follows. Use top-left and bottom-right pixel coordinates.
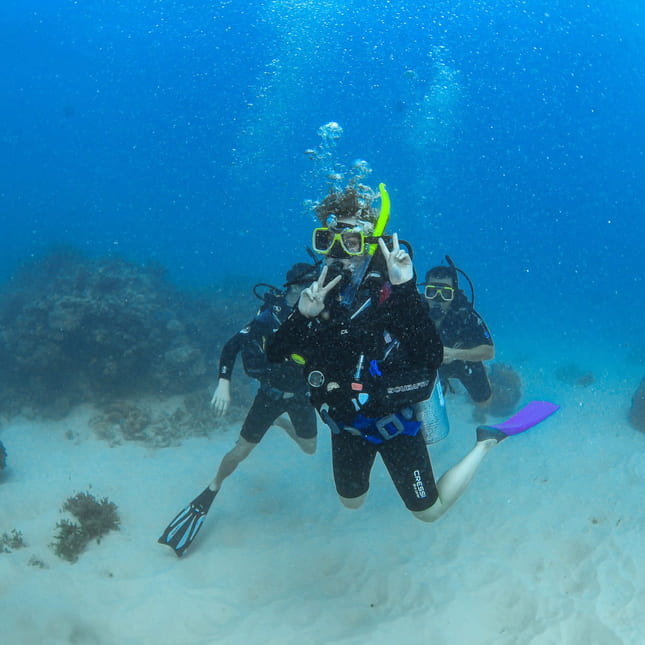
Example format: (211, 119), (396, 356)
(298, 265), (342, 318)
(210, 379), (231, 416)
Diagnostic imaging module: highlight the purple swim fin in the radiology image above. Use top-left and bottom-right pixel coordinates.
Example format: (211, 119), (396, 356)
(476, 401), (560, 443)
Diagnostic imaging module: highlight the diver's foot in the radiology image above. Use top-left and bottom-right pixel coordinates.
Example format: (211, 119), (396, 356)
(476, 425), (508, 444)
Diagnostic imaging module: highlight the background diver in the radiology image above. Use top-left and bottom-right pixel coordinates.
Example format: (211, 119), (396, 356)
(423, 258), (495, 420)
(158, 262), (319, 556)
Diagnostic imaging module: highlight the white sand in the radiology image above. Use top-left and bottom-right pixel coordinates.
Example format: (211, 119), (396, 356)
(2, 358), (645, 645)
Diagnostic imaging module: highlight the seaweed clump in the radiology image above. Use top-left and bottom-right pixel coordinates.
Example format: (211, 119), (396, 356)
(0, 529), (25, 553)
(487, 363), (523, 417)
(51, 491), (120, 562)
(0, 439), (6, 471)
(629, 377), (645, 433)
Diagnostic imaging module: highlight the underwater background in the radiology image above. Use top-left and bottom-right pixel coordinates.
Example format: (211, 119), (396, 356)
(4, 5), (645, 643)
(1, 0), (643, 356)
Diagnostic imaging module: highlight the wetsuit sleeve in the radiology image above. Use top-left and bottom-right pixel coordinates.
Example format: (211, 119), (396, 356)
(467, 310), (494, 346)
(265, 309), (312, 363)
(447, 307), (494, 348)
(388, 279), (443, 370)
(218, 330), (246, 380)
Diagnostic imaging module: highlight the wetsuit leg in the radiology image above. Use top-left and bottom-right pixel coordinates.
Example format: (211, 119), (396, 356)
(441, 361), (491, 403)
(378, 433), (439, 512)
(286, 398), (317, 439)
(459, 362), (492, 403)
(413, 439), (496, 523)
(240, 390), (286, 443)
(331, 431), (378, 502)
(285, 397), (318, 454)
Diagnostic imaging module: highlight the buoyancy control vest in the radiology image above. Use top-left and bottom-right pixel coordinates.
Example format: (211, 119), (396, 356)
(240, 296), (288, 380)
(241, 295), (307, 393)
(303, 279), (437, 425)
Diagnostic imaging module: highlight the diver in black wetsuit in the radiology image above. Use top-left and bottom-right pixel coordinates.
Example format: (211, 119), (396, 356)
(267, 183), (504, 522)
(208, 263), (320, 491)
(158, 263), (319, 556)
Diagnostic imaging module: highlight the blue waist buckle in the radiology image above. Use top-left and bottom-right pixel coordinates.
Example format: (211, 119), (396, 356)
(349, 410), (421, 445)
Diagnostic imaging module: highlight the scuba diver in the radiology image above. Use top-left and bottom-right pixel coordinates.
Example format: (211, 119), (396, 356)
(158, 262), (320, 556)
(265, 182), (522, 522)
(423, 259), (495, 418)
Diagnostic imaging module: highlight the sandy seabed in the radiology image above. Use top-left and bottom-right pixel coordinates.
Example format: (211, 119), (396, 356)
(2, 355), (645, 645)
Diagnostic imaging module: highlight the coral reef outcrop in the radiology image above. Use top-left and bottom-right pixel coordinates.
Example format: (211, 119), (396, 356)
(0, 248), (254, 420)
(87, 391), (246, 447)
(487, 362), (523, 417)
(555, 363), (595, 387)
(629, 377), (645, 432)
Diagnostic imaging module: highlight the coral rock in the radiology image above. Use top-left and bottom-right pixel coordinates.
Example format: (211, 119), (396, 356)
(488, 363), (523, 418)
(629, 378), (645, 432)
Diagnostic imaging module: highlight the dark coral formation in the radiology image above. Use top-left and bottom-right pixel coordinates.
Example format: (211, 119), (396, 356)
(487, 362), (522, 417)
(629, 377), (645, 432)
(555, 363), (595, 388)
(0, 439), (6, 471)
(87, 392), (246, 447)
(51, 491), (120, 562)
(0, 248), (255, 421)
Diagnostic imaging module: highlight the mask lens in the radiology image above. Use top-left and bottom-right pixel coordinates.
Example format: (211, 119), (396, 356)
(339, 231), (364, 255)
(313, 228), (335, 253)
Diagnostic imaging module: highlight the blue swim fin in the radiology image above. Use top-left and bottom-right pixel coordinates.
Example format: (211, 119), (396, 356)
(158, 487), (217, 557)
(476, 400), (559, 443)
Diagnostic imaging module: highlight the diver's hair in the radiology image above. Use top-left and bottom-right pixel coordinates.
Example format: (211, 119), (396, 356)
(315, 185), (378, 225)
(425, 265), (459, 288)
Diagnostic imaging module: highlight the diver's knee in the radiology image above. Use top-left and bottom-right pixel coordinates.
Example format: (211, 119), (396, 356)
(231, 436), (256, 459)
(298, 437), (317, 455)
(412, 500), (444, 523)
(338, 492), (367, 510)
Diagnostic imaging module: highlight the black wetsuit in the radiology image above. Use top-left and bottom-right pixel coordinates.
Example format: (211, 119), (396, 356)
(267, 274), (443, 511)
(219, 298), (316, 444)
(432, 294), (494, 403)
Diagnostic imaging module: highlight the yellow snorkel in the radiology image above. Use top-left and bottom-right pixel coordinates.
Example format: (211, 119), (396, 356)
(370, 182), (390, 253)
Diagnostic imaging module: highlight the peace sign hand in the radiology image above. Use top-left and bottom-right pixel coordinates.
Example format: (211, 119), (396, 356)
(298, 265), (342, 318)
(378, 233), (413, 285)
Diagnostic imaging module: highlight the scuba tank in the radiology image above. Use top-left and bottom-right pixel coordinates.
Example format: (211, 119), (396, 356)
(414, 378), (450, 445)
(252, 283), (284, 313)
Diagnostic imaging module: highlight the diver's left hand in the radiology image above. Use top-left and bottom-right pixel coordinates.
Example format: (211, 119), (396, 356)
(378, 233), (413, 285)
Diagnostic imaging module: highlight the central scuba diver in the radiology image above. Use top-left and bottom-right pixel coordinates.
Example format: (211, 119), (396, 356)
(266, 183), (508, 521)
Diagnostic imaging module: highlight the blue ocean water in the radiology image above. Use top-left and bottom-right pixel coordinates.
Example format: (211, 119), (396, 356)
(1, 0), (643, 351)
